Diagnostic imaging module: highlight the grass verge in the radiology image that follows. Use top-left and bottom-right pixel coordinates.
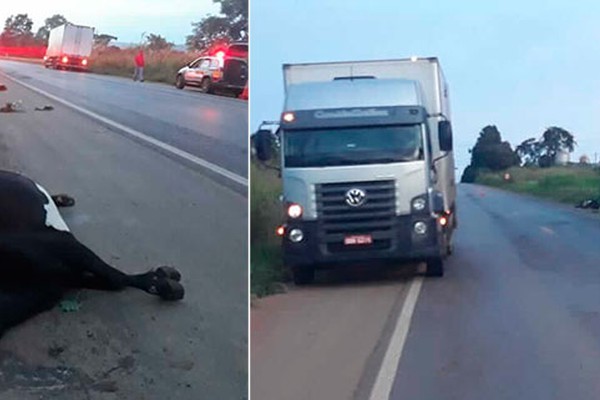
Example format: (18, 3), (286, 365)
(250, 161), (288, 297)
(90, 48), (193, 85)
(476, 165), (600, 204)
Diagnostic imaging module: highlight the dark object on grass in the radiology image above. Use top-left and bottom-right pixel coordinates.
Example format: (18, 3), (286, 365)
(575, 199), (600, 209)
(0, 170), (185, 338)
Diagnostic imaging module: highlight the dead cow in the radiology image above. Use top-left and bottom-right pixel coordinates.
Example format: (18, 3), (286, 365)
(0, 170), (184, 337)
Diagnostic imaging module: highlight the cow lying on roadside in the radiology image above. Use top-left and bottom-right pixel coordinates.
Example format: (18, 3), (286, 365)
(0, 170), (184, 337)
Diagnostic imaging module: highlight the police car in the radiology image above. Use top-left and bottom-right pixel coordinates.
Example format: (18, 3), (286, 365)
(175, 43), (248, 97)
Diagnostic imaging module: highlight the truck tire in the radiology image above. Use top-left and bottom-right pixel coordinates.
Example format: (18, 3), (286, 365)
(175, 74), (186, 89)
(292, 266), (315, 285)
(426, 258), (444, 277)
(199, 77), (212, 94)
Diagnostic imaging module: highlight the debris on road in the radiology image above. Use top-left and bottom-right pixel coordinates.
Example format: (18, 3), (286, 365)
(59, 294), (82, 312)
(35, 105), (54, 111)
(0, 101), (23, 113)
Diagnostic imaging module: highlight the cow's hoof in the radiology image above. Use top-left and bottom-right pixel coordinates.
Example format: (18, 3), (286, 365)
(52, 194), (76, 207)
(156, 279), (185, 301)
(155, 266), (182, 282)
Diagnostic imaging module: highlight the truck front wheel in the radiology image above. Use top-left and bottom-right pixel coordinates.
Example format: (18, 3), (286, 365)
(426, 258), (444, 277)
(292, 265), (315, 285)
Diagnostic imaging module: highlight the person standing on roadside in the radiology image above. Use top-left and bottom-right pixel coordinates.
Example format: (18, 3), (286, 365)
(133, 49), (145, 82)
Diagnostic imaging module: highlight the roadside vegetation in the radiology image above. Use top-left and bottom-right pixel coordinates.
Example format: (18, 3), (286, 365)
(462, 124), (599, 206)
(90, 47), (194, 84)
(474, 166), (600, 204)
(250, 161), (288, 297)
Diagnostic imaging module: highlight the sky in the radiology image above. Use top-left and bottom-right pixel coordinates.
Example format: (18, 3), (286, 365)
(0, 0), (220, 44)
(251, 0), (600, 173)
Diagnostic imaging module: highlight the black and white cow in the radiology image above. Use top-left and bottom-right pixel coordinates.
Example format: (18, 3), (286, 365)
(0, 170), (184, 337)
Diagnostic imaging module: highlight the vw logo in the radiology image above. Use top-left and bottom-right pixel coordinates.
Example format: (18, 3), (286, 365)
(345, 188), (366, 207)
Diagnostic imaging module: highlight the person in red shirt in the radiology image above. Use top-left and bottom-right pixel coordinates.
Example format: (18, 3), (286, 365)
(133, 49), (145, 82)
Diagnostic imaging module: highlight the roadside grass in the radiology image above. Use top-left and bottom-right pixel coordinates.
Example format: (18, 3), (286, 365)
(476, 165), (600, 204)
(90, 48), (194, 85)
(251, 161), (288, 297)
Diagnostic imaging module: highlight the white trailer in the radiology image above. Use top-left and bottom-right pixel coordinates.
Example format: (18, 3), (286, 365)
(44, 24), (94, 70)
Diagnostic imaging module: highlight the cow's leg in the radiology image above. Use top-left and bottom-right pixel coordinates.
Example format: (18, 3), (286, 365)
(0, 287), (64, 337)
(49, 233), (184, 301)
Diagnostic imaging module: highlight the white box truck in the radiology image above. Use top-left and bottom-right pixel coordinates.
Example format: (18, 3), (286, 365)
(44, 23), (94, 70)
(254, 57), (457, 284)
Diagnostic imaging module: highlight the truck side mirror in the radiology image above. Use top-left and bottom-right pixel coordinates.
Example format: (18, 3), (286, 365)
(438, 120), (453, 152)
(254, 129), (273, 162)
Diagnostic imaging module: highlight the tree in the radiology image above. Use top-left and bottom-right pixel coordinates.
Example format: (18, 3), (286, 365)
(0, 14), (35, 47)
(461, 125), (520, 183)
(470, 125), (520, 171)
(145, 33), (173, 51)
(516, 138), (542, 166)
(94, 33), (118, 48)
(515, 126), (576, 167)
(186, 0), (248, 51)
(35, 14), (68, 44)
(540, 126), (575, 159)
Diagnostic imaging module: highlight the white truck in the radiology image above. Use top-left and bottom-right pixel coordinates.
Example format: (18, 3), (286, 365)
(44, 23), (94, 70)
(254, 57), (457, 284)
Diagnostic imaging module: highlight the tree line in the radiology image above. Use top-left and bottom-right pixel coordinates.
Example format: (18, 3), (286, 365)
(461, 125), (578, 183)
(0, 0), (247, 52)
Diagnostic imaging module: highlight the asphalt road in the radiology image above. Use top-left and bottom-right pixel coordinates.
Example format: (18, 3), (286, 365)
(0, 59), (248, 187)
(251, 184), (600, 400)
(0, 64), (247, 399)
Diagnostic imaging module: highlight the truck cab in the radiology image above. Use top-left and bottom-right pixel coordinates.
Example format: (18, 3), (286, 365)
(256, 57), (456, 284)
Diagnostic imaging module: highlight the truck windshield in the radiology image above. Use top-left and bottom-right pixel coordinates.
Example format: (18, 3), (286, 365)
(284, 125), (423, 168)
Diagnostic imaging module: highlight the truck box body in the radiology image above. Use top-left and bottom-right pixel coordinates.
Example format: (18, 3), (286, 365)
(277, 58), (457, 280)
(44, 24), (94, 70)
(283, 58), (450, 122)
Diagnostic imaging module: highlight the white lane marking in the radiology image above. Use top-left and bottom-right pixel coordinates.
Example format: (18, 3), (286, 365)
(540, 226), (555, 235)
(369, 276), (424, 400)
(0, 71), (248, 187)
(35, 183), (70, 232)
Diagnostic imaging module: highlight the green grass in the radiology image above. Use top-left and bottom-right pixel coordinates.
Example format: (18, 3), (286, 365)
(250, 161), (288, 297)
(476, 165), (600, 204)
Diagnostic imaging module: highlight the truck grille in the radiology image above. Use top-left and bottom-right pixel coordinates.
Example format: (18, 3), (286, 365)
(316, 180), (396, 253)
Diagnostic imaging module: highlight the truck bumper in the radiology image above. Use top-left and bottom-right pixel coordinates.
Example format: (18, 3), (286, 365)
(283, 215), (445, 267)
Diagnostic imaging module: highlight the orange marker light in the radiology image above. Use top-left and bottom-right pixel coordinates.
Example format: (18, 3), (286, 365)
(61, 56), (69, 63)
(439, 216), (448, 226)
(276, 225), (285, 236)
(81, 59), (88, 66)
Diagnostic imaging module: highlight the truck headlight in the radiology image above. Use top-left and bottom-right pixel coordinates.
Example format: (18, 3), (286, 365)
(287, 203), (303, 219)
(414, 221), (427, 235)
(289, 228), (304, 243)
(412, 198), (426, 211)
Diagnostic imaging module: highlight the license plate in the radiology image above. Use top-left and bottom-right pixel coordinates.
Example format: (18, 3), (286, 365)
(344, 235), (373, 245)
